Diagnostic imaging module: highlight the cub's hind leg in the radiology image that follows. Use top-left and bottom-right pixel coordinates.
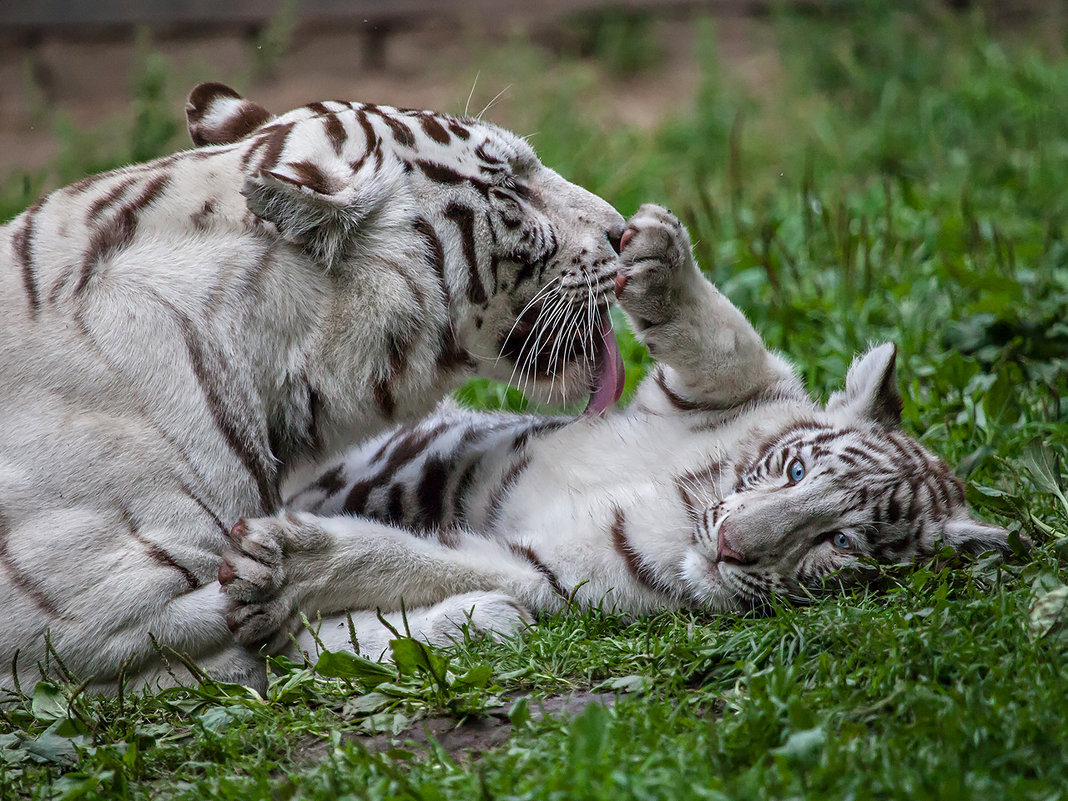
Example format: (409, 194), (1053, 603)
(218, 512), (559, 654)
(291, 591), (533, 661)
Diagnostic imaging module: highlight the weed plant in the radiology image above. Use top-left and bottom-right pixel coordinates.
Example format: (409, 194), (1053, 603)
(1, 3), (1067, 799)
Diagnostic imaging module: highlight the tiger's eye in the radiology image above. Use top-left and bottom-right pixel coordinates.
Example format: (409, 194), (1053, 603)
(787, 458), (805, 483)
(832, 532), (850, 549)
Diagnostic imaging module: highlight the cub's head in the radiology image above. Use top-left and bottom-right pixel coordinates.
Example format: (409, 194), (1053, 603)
(679, 344), (1012, 612)
(186, 83), (626, 412)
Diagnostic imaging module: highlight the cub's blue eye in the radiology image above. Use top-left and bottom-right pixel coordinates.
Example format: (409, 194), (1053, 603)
(787, 458), (805, 483)
(832, 532), (851, 549)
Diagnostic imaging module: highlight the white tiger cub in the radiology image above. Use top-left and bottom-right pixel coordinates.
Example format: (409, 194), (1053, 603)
(221, 204), (1012, 661)
(0, 82), (627, 692)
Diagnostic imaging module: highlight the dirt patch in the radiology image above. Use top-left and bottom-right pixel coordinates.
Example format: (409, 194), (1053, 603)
(298, 691), (618, 765)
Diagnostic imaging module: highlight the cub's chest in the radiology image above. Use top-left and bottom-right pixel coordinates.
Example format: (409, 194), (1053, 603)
(494, 413), (723, 536)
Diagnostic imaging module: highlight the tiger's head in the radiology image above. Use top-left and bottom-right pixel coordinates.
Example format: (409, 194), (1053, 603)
(678, 344), (1012, 612)
(186, 83), (626, 413)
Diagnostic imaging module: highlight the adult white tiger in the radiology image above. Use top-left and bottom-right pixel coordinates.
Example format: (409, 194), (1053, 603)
(226, 204), (1013, 661)
(0, 83), (626, 692)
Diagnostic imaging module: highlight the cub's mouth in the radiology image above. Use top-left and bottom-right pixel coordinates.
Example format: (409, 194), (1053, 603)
(585, 308), (625, 416)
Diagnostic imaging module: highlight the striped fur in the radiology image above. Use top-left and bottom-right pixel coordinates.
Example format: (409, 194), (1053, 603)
(0, 82), (624, 692)
(245, 205), (1011, 661)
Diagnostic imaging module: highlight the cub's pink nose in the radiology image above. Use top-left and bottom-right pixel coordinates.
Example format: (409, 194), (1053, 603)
(717, 525), (747, 565)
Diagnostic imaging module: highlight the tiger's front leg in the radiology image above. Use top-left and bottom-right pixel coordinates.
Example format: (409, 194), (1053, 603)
(218, 512), (558, 652)
(616, 204), (799, 412)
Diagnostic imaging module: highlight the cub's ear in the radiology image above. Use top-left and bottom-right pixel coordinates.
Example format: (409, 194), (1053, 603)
(941, 516), (1014, 556)
(186, 82), (272, 146)
(826, 342), (903, 427)
(242, 156), (405, 266)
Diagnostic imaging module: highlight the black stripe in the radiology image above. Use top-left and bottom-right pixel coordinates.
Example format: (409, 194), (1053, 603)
(180, 483), (230, 538)
(475, 142), (504, 165)
(310, 466), (347, 497)
(385, 483), (406, 525)
(415, 456), (449, 528)
(366, 106), (415, 147)
(323, 114), (347, 155)
(240, 134), (269, 171)
(355, 110), (380, 155)
(419, 114), (451, 144)
(509, 544), (568, 598)
(447, 120), (471, 140)
(173, 305), (279, 514)
(119, 505), (200, 590)
(87, 177), (137, 222)
(287, 160), (333, 195)
(75, 174), (172, 296)
(255, 122), (296, 172)
(610, 506), (672, 596)
(342, 422), (450, 514)
(413, 217), (448, 288)
(0, 511), (64, 618)
(450, 459), (480, 526)
(12, 198), (45, 317)
(486, 454), (530, 525)
(415, 160), (490, 196)
(443, 202), (487, 304)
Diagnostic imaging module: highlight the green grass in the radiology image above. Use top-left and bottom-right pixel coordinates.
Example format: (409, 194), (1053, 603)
(3, 3), (1068, 799)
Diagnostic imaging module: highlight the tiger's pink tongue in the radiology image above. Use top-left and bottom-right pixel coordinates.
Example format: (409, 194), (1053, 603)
(585, 309), (625, 416)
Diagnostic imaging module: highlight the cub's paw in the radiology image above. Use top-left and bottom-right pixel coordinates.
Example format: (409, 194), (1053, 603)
(615, 203), (700, 328)
(218, 514), (327, 649)
(420, 591), (533, 647)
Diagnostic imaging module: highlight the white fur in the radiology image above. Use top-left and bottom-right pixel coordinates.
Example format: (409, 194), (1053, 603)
(266, 205), (1009, 659)
(0, 87), (623, 693)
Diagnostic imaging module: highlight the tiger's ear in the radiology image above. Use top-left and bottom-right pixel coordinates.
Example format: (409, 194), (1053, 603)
(826, 343), (903, 427)
(186, 82), (272, 146)
(942, 516), (1014, 555)
(242, 156), (405, 266)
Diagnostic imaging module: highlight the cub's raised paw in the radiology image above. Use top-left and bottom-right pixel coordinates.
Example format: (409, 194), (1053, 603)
(218, 514), (327, 649)
(615, 203), (700, 328)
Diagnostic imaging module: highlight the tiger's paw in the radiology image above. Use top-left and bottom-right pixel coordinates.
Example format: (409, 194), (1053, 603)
(615, 203), (701, 328)
(218, 514), (327, 649)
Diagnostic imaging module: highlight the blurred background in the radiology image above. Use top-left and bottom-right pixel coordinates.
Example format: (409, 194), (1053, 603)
(2, 0), (1062, 200)
(1, 0), (1066, 496)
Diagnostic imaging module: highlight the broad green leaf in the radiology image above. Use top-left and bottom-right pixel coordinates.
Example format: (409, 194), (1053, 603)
(508, 696), (531, 728)
(1021, 441), (1068, 521)
(196, 705), (253, 733)
(314, 650), (395, 686)
(1029, 574), (1068, 642)
(592, 675), (648, 694)
(30, 682), (67, 723)
(453, 664), (493, 689)
(359, 712), (410, 736)
(773, 726), (827, 766)
(342, 692), (393, 717)
(390, 638), (448, 680)
(21, 731), (78, 766)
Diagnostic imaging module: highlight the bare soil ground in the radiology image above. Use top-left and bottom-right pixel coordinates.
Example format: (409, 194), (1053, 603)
(297, 691), (619, 765)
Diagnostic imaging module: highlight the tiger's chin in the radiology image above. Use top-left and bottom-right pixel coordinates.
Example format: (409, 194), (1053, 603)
(509, 307), (626, 412)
